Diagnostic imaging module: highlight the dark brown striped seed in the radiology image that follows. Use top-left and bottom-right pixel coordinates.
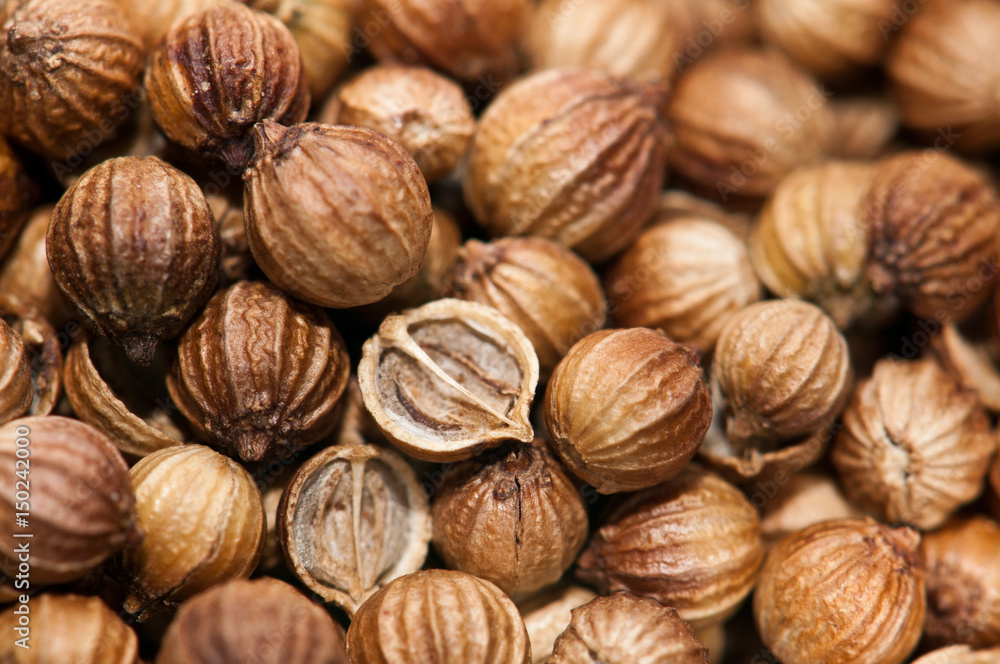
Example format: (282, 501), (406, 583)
(144, 3), (309, 171)
(166, 280), (349, 463)
(47, 156), (220, 365)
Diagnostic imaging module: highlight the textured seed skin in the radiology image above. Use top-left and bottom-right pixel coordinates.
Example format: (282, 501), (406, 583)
(520, 585), (597, 663)
(358, 0), (532, 84)
(912, 646), (1000, 664)
(64, 331), (187, 459)
(145, 3), (309, 171)
(887, 0), (1000, 154)
(832, 357), (995, 530)
(0, 294), (63, 417)
(921, 516), (1000, 650)
(0, 319), (32, 426)
(242, 0), (353, 101)
(0, 594), (139, 664)
(347, 569), (531, 664)
(157, 578), (347, 664)
(322, 64), (475, 183)
(606, 216), (761, 353)
(756, 0), (897, 79)
(167, 280), (349, 463)
(547, 593), (709, 664)
(47, 156), (220, 365)
(754, 518), (926, 664)
(431, 441), (588, 600)
(713, 299), (852, 444)
(359, 207), (462, 317)
(545, 328), (712, 494)
(126, 0), (226, 50)
(121, 444), (266, 618)
(0, 0), (146, 161)
(749, 162), (882, 329)
(244, 121), (433, 308)
(667, 48), (833, 201)
(464, 68), (670, 263)
(0, 416), (140, 587)
(863, 151), (1000, 322)
(528, 0), (698, 81)
(576, 465), (763, 628)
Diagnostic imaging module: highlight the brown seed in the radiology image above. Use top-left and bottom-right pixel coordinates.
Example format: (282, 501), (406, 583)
(277, 442), (431, 616)
(0, 593), (139, 664)
(347, 569), (531, 664)
(0, 318), (31, 426)
(863, 150), (1000, 322)
(0, 416), (140, 587)
(157, 577), (347, 664)
(700, 300), (853, 483)
(518, 584), (597, 664)
(242, 0), (352, 101)
(447, 237), (607, 374)
(667, 48), (833, 201)
(356, 0), (532, 84)
(605, 215), (761, 353)
(431, 441), (588, 600)
(711, 299), (852, 447)
(887, 0), (1000, 154)
(831, 357), (995, 529)
(755, 0), (897, 79)
(0, 0), (145, 161)
(321, 64), (475, 183)
(749, 161), (888, 329)
(464, 68), (670, 263)
(754, 518), (925, 664)
(577, 464), (763, 628)
(0, 205), (72, 327)
(145, 3), (309, 171)
(528, 0), (697, 80)
(920, 516), (1000, 649)
(358, 298), (540, 462)
(120, 444), (265, 619)
(547, 592), (709, 664)
(47, 156), (220, 365)
(0, 294), (63, 417)
(544, 328), (712, 494)
(64, 331), (187, 459)
(243, 121), (433, 308)
(167, 280), (350, 463)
